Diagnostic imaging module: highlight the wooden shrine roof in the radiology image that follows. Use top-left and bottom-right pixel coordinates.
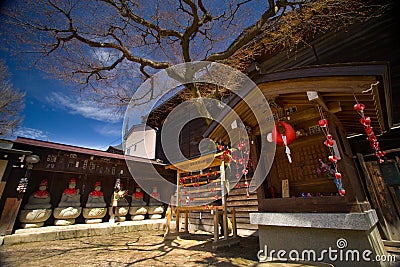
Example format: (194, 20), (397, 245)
(13, 137), (162, 165)
(205, 62), (392, 143)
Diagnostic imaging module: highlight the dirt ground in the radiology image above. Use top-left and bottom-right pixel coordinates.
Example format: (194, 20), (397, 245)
(0, 230), (261, 267)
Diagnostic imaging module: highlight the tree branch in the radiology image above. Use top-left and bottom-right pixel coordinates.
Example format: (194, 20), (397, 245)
(206, 0), (281, 61)
(102, 0), (183, 39)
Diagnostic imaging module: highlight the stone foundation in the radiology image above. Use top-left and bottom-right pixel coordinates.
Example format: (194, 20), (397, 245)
(147, 206), (164, 220)
(250, 210), (389, 267)
(129, 206), (148, 221)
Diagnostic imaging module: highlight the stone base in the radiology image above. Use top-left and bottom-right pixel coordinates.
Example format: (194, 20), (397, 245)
(147, 206), (164, 215)
(109, 207), (129, 217)
(250, 210), (389, 267)
(85, 218), (103, 224)
(82, 207), (107, 221)
(131, 214), (145, 221)
(149, 214), (162, 220)
(53, 207), (82, 219)
(20, 222), (44, 228)
(54, 219), (75, 226)
(115, 216), (126, 222)
(19, 209), (52, 225)
(129, 206), (147, 215)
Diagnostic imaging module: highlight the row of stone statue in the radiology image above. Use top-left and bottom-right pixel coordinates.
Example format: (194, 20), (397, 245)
(19, 178), (164, 228)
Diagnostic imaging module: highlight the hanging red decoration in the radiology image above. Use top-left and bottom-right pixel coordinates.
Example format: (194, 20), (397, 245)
(271, 121), (296, 146)
(354, 102), (386, 163)
(269, 121), (296, 163)
(317, 106), (345, 196)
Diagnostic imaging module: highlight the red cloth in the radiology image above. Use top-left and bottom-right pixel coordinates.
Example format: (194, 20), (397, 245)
(89, 190), (103, 197)
(63, 188), (77, 195)
(134, 192), (143, 199)
(151, 192), (160, 198)
(33, 190), (49, 199)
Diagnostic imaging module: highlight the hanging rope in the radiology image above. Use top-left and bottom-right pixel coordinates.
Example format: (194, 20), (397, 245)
(317, 105), (345, 196)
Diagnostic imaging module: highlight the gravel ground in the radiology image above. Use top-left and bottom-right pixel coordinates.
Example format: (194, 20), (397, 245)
(0, 230), (260, 267)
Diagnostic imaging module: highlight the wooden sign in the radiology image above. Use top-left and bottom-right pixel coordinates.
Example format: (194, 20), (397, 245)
(167, 153), (221, 171)
(282, 179), (289, 198)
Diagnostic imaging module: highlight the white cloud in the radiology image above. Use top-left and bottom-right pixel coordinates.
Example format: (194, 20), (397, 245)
(46, 92), (122, 123)
(13, 127), (49, 140)
(93, 124), (122, 137)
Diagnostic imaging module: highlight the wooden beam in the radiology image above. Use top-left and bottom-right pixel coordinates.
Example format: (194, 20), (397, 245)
(259, 76), (377, 96)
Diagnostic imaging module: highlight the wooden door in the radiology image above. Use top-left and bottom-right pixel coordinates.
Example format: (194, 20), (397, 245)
(357, 154), (400, 241)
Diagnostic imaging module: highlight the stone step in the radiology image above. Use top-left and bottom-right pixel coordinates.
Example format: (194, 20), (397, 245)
(1, 219), (166, 246)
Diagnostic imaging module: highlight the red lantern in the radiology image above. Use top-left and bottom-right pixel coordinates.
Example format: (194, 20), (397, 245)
(270, 121), (296, 163)
(271, 121), (296, 146)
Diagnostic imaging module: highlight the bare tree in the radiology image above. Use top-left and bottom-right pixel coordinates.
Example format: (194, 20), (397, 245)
(0, 61), (25, 137)
(0, 0), (389, 112)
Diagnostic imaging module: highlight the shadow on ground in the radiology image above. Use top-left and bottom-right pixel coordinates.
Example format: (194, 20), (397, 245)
(0, 230), (260, 267)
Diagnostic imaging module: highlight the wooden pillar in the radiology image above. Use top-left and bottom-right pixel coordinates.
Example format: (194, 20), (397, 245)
(213, 206), (219, 241)
(220, 160), (228, 239)
(175, 209), (180, 233)
(165, 206), (171, 235)
(232, 208), (238, 238)
(0, 181), (5, 200)
(184, 210), (189, 234)
(176, 171), (180, 207)
(222, 205), (228, 240)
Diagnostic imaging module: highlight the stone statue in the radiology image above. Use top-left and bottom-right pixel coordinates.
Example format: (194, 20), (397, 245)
(53, 178), (82, 226)
(19, 179), (52, 228)
(83, 181), (107, 223)
(24, 179), (51, 209)
(129, 187), (147, 221)
(58, 178), (81, 207)
(85, 181), (106, 208)
(131, 187), (146, 206)
(147, 186), (164, 219)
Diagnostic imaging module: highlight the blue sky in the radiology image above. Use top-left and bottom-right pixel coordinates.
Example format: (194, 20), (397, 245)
(1, 51), (124, 150)
(0, 0), (269, 150)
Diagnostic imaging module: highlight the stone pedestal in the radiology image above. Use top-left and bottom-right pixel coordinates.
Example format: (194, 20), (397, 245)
(129, 206), (148, 221)
(19, 209), (52, 228)
(53, 207), (82, 226)
(250, 210), (389, 266)
(147, 205), (164, 220)
(82, 208), (107, 224)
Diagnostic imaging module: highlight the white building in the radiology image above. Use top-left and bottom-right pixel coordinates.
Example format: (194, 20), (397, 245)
(123, 124), (157, 159)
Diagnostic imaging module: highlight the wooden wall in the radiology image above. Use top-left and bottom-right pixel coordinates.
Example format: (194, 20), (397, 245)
(265, 134), (338, 198)
(0, 143), (175, 230)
